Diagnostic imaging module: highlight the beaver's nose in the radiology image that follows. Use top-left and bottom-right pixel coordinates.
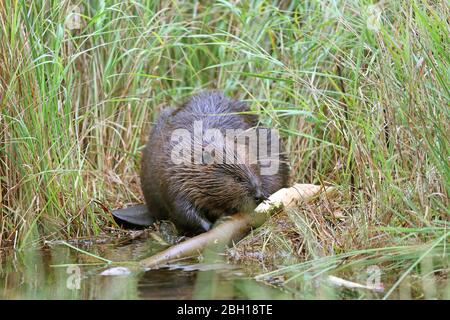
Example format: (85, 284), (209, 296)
(253, 190), (266, 203)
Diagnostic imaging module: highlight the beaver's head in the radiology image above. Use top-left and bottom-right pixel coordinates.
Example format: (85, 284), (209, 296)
(185, 161), (266, 218)
(173, 134), (267, 219)
(169, 129), (270, 221)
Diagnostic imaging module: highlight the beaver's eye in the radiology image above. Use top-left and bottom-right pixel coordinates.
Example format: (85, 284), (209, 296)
(234, 176), (243, 183)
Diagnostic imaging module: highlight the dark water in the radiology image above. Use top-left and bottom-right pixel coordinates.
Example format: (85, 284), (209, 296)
(2, 236), (447, 299)
(0, 238), (291, 300)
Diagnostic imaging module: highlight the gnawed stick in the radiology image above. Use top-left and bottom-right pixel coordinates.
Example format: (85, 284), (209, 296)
(327, 275), (384, 292)
(139, 212), (251, 269)
(139, 184), (334, 269)
(103, 184), (384, 292)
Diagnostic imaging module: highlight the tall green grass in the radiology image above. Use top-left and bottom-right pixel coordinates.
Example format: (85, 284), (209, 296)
(0, 0), (448, 294)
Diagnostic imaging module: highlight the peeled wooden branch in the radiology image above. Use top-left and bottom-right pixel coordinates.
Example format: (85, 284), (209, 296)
(139, 183), (334, 269)
(103, 184), (384, 292)
(139, 212), (250, 269)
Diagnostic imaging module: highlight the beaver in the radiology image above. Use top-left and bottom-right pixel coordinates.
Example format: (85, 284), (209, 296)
(138, 91), (290, 235)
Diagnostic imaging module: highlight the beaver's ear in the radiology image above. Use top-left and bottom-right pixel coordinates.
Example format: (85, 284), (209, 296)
(232, 100), (250, 112)
(232, 100), (258, 127)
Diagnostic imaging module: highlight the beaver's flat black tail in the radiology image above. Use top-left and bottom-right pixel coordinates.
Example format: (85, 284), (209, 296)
(111, 204), (155, 229)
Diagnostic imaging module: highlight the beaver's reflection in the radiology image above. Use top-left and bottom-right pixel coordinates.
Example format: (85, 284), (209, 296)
(137, 268), (198, 300)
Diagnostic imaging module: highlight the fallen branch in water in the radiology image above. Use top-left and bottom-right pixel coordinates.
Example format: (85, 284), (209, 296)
(139, 212), (251, 269)
(139, 183), (334, 269)
(103, 184), (384, 292)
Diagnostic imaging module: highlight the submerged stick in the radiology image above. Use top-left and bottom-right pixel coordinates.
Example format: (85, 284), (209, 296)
(109, 185), (383, 292)
(139, 183), (334, 269)
(139, 212), (251, 269)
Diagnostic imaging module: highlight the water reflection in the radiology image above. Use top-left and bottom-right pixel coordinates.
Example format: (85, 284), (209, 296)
(138, 269), (197, 299)
(0, 238), (289, 300)
(6, 237), (442, 300)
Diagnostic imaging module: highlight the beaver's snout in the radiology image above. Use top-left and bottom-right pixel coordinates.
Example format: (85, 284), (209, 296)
(253, 189), (267, 204)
